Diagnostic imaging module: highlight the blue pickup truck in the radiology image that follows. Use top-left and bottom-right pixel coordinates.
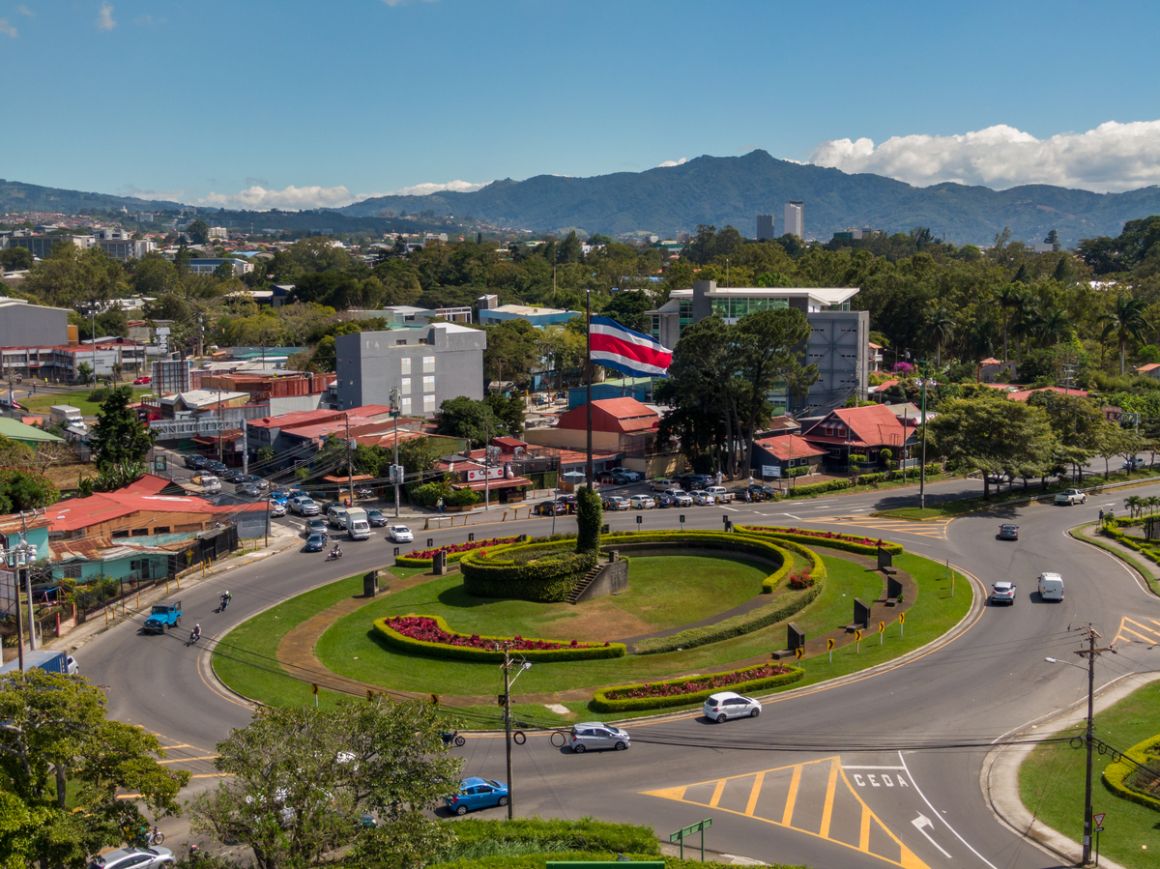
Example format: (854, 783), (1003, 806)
(0, 649), (79, 675)
(143, 601), (182, 634)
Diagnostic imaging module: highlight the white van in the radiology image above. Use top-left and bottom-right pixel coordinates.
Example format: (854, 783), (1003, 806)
(327, 504), (349, 530)
(1037, 572), (1065, 602)
(346, 507), (371, 541)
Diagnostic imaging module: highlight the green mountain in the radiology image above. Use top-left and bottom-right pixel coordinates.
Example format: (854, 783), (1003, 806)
(0, 178), (184, 213)
(337, 150), (1160, 246)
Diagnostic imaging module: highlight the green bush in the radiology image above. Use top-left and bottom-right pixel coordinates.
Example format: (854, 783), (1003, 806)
(591, 663), (805, 712)
(634, 582), (822, 654)
(459, 544), (598, 601)
(856, 471), (887, 485)
(1102, 734), (1160, 811)
(783, 478), (855, 498)
(575, 485), (602, 553)
(444, 487), (481, 507)
(784, 464), (812, 478)
(409, 479), (449, 509)
(446, 818), (658, 857)
(371, 614), (625, 662)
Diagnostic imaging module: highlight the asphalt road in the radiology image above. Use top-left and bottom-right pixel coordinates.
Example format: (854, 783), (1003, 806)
(78, 473), (1160, 868)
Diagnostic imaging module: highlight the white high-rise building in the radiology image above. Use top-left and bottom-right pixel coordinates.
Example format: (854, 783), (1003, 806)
(784, 201), (804, 239)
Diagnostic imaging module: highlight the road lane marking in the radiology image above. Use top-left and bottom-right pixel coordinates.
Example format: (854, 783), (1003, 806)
(911, 814), (952, 859)
(805, 515), (953, 540)
(898, 751), (999, 869)
(1114, 615), (1160, 647)
(158, 755), (218, 764)
(844, 764), (907, 770)
(644, 756), (930, 869)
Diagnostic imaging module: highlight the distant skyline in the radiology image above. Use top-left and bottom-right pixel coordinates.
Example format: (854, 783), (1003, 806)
(3, 0), (1160, 210)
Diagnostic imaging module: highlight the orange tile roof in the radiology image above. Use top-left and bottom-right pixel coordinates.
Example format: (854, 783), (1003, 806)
(754, 434), (827, 461)
(1006, 386), (1090, 402)
(804, 404), (906, 449)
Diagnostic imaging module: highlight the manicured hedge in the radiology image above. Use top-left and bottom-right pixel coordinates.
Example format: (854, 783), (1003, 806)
(591, 662), (805, 712)
(371, 614), (625, 662)
(459, 543), (598, 601)
(738, 525), (904, 556)
(1100, 524), (1160, 569)
(764, 536), (827, 581)
(634, 582), (822, 655)
(1102, 733), (1160, 811)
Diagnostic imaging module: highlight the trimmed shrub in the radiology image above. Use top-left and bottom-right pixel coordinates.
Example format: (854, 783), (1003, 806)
(1102, 733), (1160, 811)
(634, 582), (822, 655)
(783, 478), (855, 498)
(394, 535), (524, 568)
(738, 525), (904, 556)
(575, 485), (603, 553)
(459, 546), (597, 601)
(372, 614), (625, 662)
(592, 662), (805, 712)
(446, 818), (658, 857)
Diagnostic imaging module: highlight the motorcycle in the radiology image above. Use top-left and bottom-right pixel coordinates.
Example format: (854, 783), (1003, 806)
(327, 548), (344, 561)
(355, 487), (374, 498)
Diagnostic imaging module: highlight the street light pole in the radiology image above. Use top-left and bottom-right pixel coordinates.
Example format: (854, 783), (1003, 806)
(496, 641), (531, 821)
(390, 388), (401, 519)
(919, 375), (928, 510)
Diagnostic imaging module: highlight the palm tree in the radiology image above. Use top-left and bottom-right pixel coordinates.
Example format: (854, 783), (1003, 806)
(1125, 494), (1142, 518)
(1031, 305), (1072, 345)
(997, 284), (1028, 361)
(925, 302), (957, 367)
(1099, 293), (1149, 375)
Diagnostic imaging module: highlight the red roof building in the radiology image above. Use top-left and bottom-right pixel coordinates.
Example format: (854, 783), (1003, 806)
(803, 404), (907, 469)
(524, 398), (661, 459)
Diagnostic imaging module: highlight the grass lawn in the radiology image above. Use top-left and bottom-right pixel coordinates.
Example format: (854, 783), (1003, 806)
(24, 387), (154, 417)
(1018, 682), (1160, 868)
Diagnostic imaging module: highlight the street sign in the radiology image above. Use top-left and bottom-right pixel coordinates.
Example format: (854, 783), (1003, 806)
(899, 611), (906, 624)
(826, 638), (835, 651)
(794, 646), (804, 660)
(1093, 812), (1105, 831)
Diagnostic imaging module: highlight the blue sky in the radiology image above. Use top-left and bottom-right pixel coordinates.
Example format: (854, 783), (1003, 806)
(3, 0), (1160, 209)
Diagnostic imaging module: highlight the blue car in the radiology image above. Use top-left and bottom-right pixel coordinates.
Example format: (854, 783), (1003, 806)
(303, 532), (326, 553)
(444, 777), (509, 815)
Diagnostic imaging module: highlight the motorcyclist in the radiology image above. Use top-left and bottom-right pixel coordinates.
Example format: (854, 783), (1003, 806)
(330, 543), (343, 558)
(190, 624), (202, 642)
(220, 590), (231, 609)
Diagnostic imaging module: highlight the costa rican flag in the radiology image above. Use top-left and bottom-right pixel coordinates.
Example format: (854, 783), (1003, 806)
(589, 316), (673, 378)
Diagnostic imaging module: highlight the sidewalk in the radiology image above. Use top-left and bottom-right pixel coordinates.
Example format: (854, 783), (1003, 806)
(982, 672), (1160, 869)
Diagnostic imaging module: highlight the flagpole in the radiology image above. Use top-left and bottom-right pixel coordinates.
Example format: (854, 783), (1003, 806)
(585, 288), (593, 489)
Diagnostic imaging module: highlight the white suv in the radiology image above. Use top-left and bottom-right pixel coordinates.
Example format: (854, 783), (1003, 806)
(703, 691), (762, 722)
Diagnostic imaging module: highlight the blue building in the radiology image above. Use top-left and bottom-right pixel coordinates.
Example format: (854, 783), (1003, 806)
(477, 304), (580, 328)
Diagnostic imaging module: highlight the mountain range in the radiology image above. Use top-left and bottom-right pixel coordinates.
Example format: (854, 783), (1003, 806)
(6, 150), (1160, 246)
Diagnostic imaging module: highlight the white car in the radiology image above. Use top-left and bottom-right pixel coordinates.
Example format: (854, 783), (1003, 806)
(629, 494), (656, 509)
(703, 691), (762, 722)
(269, 501), (287, 517)
(690, 490), (716, 505)
(387, 525), (414, 544)
(1054, 488), (1087, 506)
(87, 846), (175, 868)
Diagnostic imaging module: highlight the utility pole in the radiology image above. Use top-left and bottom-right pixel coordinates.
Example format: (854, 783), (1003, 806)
(344, 412), (355, 506)
(390, 388), (401, 519)
(495, 641), (531, 821)
(919, 374), (928, 509)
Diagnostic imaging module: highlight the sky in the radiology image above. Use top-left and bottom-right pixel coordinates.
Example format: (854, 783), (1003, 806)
(3, 0), (1160, 210)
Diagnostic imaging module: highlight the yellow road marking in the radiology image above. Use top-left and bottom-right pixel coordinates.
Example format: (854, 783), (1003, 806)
(808, 516), (953, 540)
(781, 765), (800, 826)
(159, 743), (191, 750)
(819, 756), (839, 837)
(158, 755), (219, 764)
(189, 772), (232, 779)
(1113, 615), (1160, 647)
(709, 778), (726, 808)
(643, 756), (930, 869)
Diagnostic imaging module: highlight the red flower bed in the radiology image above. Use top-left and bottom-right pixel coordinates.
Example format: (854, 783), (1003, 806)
(788, 571), (815, 589)
(383, 615), (607, 651)
(604, 664), (794, 700)
(775, 527), (884, 547)
(403, 536), (521, 561)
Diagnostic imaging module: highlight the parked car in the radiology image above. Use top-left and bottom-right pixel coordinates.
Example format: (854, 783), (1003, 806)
(183, 454), (208, 470)
(131, 375), (152, 386)
(567, 722), (631, 753)
(681, 473), (715, 490)
(690, 490), (716, 506)
(367, 509), (388, 527)
(704, 485), (734, 503)
(649, 477), (676, 492)
(269, 500), (287, 517)
(610, 468), (642, 484)
(665, 489), (693, 507)
(997, 523), (1019, 541)
(535, 499), (569, 516)
(1123, 457), (1145, 470)
(703, 690), (762, 722)
(237, 482), (263, 498)
(746, 484), (779, 501)
(629, 494), (656, 510)
(87, 846), (174, 869)
(989, 581), (1017, 605)
(269, 490), (291, 503)
(656, 492), (676, 508)
(387, 525), (414, 543)
(1054, 488), (1087, 506)
(205, 460), (228, 474)
(444, 777), (509, 815)
(603, 495), (630, 511)
(221, 468), (246, 483)
(303, 532), (327, 553)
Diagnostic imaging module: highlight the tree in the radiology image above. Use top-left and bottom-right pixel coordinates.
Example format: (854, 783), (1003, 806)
(486, 392), (525, 438)
(1099, 292), (1149, 375)
(189, 699), (460, 869)
(396, 436), (454, 478)
(0, 246), (33, 271)
(575, 485), (602, 554)
(1027, 391), (1108, 482)
(75, 361), (94, 386)
(600, 290), (655, 333)
(0, 435), (34, 469)
(924, 301), (957, 367)
(436, 396), (503, 448)
(89, 386), (154, 489)
(927, 394), (1057, 498)
(484, 319), (540, 388)
(185, 219), (210, 244)
(0, 669), (187, 868)
(0, 469), (59, 513)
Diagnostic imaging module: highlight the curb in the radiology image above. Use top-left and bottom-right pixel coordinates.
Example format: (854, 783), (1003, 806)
(981, 672), (1160, 869)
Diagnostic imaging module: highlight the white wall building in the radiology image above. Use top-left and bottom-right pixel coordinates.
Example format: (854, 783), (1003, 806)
(784, 201), (804, 239)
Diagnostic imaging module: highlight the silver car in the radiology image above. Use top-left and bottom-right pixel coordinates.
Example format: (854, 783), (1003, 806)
(703, 690), (762, 722)
(567, 722), (630, 753)
(88, 846), (175, 868)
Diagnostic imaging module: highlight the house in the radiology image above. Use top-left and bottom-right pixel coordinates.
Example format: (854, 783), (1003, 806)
(978, 358), (1017, 383)
(751, 434), (827, 480)
(0, 417), (66, 450)
(476, 303), (580, 328)
(1006, 386), (1090, 402)
(802, 404), (907, 470)
(1136, 363), (1160, 379)
(433, 439), (534, 505)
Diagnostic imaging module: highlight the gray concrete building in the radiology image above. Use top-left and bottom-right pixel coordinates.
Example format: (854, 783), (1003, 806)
(646, 280), (868, 414)
(0, 298), (69, 348)
(756, 213), (775, 240)
(335, 322), (487, 415)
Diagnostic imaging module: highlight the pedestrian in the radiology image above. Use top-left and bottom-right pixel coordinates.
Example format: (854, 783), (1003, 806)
(1098, 508), (1104, 522)
(436, 496), (445, 514)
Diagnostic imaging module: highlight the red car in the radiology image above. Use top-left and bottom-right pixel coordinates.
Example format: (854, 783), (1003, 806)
(133, 375), (152, 385)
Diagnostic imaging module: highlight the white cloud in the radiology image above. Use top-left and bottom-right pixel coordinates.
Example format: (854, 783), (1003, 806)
(16, 4), (33, 17)
(382, 0), (436, 6)
(391, 179), (486, 196)
(0, 18), (16, 37)
(97, 2), (115, 31)
(657, 157), (688, 168)
(809, 120), (1160, 193)
(197, 185), (365, 210)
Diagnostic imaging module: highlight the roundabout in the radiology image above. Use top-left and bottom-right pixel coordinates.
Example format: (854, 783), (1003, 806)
(211, 528), (972, 722)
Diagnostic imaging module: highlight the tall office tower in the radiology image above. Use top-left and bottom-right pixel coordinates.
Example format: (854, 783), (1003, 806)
(756, 213), (775, 241)
(784, 201), (804, 239)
